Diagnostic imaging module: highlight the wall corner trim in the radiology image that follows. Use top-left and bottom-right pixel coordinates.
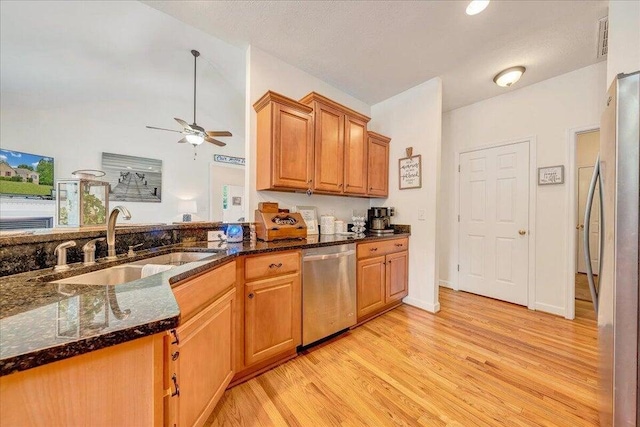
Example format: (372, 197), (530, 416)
(403, 297), (440, 313)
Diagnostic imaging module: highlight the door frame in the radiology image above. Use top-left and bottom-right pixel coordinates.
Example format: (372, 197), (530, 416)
(454, 137), (537, 310)
(564, 125), (600, 320)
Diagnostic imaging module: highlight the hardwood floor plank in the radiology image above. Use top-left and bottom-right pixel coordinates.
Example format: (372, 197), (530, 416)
(206, 289), (598, 426)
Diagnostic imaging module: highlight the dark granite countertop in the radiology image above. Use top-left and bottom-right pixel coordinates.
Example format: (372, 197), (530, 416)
(0, 231), (409, 376)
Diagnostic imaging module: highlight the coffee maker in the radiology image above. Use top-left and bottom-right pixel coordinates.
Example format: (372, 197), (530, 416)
(367, 207), (395, 234)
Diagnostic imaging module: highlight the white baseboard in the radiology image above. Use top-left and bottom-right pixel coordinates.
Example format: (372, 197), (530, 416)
(403, 296), (440, 313)
(534, 302), (566, 317)
(439, 280), (455, 289)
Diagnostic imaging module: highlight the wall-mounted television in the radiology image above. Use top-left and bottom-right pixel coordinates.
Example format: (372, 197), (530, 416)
(0, 149), (54, 199)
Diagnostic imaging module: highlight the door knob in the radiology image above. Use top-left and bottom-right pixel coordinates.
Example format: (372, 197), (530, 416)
(576, 224), (584, 230)
(518, 229), (527, 236)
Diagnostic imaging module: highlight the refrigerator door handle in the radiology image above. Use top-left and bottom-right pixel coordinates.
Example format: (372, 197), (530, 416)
(583, 154), (601, 313)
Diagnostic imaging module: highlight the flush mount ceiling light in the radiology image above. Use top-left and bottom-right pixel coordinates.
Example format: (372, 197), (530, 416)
(493, 66), (526, 87)
(466, 0), (490, 15)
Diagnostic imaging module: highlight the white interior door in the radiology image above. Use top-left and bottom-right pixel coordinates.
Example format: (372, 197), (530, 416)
(222, 184), (245, 222)
(576, 166), (600, 274)
(459, 142), (529, 305)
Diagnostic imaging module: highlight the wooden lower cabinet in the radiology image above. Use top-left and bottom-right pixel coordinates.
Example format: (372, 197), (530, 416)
(164, 261), (237, 427)
(0, 335), (165, 427)
(244, 273), (301, 366)
(386, 251), (408, 303)
(165, 288), (235, 427)
(356, 238), (409, 322)
(357, 255), (387, 318)
(232, 251), (302, 384)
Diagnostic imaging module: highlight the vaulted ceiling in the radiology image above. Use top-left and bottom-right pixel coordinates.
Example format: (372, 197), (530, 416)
(144, 0), (608, 111)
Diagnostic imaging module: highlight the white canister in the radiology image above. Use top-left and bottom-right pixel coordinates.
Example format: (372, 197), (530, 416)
(320, 215), (336, 234)
(334, 220), (345, 233)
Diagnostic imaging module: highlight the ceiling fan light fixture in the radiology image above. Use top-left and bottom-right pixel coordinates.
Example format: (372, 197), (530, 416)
(185, 134), (204, 146)
(493, 66), (526, 87)
(466, 0), (490, 16)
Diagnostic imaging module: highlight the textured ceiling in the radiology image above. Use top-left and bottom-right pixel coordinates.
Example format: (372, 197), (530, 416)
(144, 0), (608, 111)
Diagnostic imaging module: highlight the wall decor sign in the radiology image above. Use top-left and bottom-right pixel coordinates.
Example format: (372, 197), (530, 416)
(399, 147), (422, 190)
(102, 152), (162, 202)
(0, 149), (54, 199)
(214, 154), (245, 166)
(538, 165), (564, 185)
(292, 205), (318, 235)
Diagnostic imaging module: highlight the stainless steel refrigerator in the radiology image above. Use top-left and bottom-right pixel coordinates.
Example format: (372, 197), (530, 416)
(583, 71), (639, 426)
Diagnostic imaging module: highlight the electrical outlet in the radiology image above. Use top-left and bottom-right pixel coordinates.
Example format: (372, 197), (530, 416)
(418, 209), (426, 221)
(208, 230), (227, 241)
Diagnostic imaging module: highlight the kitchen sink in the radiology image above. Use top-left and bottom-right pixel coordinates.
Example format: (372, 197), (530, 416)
(129, 251), (218, 266)
(51, 252), (220, 286)
(53, 265), (144, 286)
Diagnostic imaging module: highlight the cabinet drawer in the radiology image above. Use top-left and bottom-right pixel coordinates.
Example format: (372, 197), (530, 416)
(357, 238), (408, 259)
(245, 251), (300, 281)
(173, 261), (236, 321)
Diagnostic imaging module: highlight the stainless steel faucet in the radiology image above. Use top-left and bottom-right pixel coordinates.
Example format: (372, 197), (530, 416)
(54, 241), (76, 272)
(106, 206), (131, 260)
(83, 237), (105, 266)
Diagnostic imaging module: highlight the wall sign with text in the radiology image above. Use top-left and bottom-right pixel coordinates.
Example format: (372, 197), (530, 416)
(213, 154), (245, 166)
(538, 165), (564, 185)
(399, 155), (422, 190)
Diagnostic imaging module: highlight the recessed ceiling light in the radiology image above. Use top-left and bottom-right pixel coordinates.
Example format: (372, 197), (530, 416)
(493, 66), (526, 87)
(466, 0), (490, 16)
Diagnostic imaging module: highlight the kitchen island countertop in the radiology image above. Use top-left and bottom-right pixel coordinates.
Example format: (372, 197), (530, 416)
(0, 231), (409, 376)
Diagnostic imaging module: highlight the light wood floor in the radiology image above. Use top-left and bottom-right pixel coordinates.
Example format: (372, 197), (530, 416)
(207, 289), (598, 427)
(575, 273), (599, 303)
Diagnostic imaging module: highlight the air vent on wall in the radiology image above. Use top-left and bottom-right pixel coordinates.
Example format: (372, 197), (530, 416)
(597, 16), (608, 60)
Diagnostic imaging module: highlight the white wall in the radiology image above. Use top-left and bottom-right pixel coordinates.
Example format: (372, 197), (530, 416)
(440, 61), (606, 316)
(606, 0), (640, 85)
(210, 165), (245, 221)
(0, 1), (245, 224)
(369, 78), (443, 313)
(245, 46), (371, 222)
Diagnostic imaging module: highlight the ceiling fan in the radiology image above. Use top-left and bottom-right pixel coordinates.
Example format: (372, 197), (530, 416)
(146, 49), (232, 148)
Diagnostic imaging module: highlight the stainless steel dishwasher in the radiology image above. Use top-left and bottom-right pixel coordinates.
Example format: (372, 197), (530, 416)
(302, 243), (356, 346)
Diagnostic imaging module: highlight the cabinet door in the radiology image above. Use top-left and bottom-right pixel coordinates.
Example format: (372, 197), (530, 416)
(344, 116), (368, 195)
(367, 137), (389, 197)
(357, 256), (386, 319)
(272, 103), (313, 189)
(313, 103), (344, 192)
(170, 289), (236, 427)
(386, 251), (408, 303)
(245, 274), (301, 366)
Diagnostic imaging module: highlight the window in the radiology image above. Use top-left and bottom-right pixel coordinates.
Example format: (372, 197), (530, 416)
(5, 172), (10, 177)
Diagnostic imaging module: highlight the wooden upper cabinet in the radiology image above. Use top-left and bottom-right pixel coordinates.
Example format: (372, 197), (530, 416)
(344, 116), (369, 195)
(312, 102), (344, 192)
(300, 92), (371, 196)
(254, 91), (314, 191)
(367, 132), (391, 197)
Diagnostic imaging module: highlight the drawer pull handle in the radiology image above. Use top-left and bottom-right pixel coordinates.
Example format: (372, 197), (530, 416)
(171, 351), (180, 361)
(269, 263), (283, 269)
(395, 243), (403, 247)
(170, 329), (179, 345)
(248, 293), (255, 299)
(171, 374), (180, 397)
(370, 248), (378, 252)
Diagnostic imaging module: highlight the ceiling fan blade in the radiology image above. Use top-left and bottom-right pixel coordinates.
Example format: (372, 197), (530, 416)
(146, 125), (183, 134)
(174, 118), (192, 129)
(206, 130), (232, 137)
(177, 137), (188, 144)
(205, 135), (226, 147)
